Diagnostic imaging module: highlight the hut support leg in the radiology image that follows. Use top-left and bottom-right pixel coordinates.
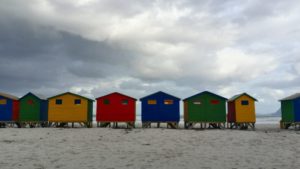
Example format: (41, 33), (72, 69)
(249, 123), (255, 130)
(167, 123), (177, 129)
(184, 122), (191, 129)
(127, 122), (134, 129)
(142, 122), (151, 128)
(100, 122), (110, 128)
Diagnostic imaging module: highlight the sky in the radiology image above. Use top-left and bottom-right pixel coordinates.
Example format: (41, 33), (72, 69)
(1, 0), (300, 115)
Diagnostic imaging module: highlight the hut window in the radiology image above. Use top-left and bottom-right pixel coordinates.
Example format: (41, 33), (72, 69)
(74, 99), (81, 105)
(27, 100), (34, 105)
(122, 100), (128, 105)
(104, 99), (110, 105)
(164, 100), (173, 105)
(148, 100), (157, 105)
(56, 99), (62, 105)
(193, 101), (201, 105)
(241, 100), (249, 105)
(0, 99), (7, 105)
(210, 100), (219, 104)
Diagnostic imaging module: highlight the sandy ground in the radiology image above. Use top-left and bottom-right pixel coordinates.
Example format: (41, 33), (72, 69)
(0, 124), (300, 169)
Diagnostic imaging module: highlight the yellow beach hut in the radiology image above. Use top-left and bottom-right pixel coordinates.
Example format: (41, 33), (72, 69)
(47, 92), (93, 127)
(227, 93), (257, 130)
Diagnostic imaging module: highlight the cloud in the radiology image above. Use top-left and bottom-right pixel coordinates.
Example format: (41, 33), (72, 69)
(1, 0), (300, 114)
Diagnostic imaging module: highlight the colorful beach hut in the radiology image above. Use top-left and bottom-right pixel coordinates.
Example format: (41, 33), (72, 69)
(96, 92), (136, 128)
(19, 92), (48, 127)
(140, 91), (180, 128)
(183, 91), (227, 129)
(280, 93), (300, 129)
(227, 93), (257, 129)
(47, 92), (93, 127)
(0, 92), (19, 125)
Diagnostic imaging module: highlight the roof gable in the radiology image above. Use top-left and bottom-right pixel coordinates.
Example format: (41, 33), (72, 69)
(280, 93), (300, 101)
(0, 92), (19, 100)
(96, 92), (137, 101)
(228, 93), (257, 102)
(140, 91), (180, 101)
(20, 92), (47, 101)
(48, 92), (93, 101)
(183, 91), (227, 101)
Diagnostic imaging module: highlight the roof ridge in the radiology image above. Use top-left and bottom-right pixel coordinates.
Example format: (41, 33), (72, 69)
(0, 92), (19, 100)
(48, 92), (93, 101)
(96, 92), (137, 100)
(140, 91), (180, 100)
(280, 93), (300, 101)
(228, 93), (257, 102)
(183, 91), (227, 101)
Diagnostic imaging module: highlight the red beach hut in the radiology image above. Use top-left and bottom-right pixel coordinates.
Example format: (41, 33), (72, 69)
(96, 92), (136, 128)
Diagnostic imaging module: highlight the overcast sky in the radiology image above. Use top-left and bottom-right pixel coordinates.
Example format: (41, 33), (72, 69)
(1, 0), (300, 114)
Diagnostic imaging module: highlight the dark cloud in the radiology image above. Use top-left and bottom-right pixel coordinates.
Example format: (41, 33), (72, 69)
(0, 0), (300, 114)
(0, 16), (136, 96)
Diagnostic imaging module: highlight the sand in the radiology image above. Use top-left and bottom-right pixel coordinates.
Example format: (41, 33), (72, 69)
(0, 124), (300, 169)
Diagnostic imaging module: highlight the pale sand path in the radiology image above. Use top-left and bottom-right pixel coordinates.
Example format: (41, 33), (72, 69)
(0, 124), (299, 169)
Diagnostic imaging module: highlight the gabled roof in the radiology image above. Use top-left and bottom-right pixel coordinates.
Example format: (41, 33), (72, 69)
(20, 92), (47, 101)
(140, 91), (181, 101)
(280, 93), (300, 101)
(183, 91), (227, 101)
(0, 92), (18, 100)
(228, 93), (258, 102)
(47, 92), (94, 101)
(96, 92), (137, 101)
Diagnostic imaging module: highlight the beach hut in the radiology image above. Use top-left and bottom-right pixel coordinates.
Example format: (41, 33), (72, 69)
(0, 92), (19, 127)
(280, 93), (300, 129)
(183, 91), (227, 129)
(47, 92), (93, 128)
(19, 92), (48, 127)
(96, 92), (136, 128)
(227, 93), (257, 130)
(140, 91), (180, 128)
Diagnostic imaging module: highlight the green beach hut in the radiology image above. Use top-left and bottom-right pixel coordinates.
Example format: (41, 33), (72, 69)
(19, 92), (48, 127)
(280, 93), (300, 129)
(183, 91), (227, 129)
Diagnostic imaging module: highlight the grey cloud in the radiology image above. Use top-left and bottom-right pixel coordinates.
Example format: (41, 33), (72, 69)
(0, 17), (137, 96)
(1, 0), (300, 115)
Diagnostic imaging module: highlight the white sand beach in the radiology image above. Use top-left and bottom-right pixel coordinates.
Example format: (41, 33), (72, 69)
(0, 124), (300, 169)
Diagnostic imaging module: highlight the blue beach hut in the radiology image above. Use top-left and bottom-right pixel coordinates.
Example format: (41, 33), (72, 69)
(0, 92), (19, 122)
(140, 91), (180, 128)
